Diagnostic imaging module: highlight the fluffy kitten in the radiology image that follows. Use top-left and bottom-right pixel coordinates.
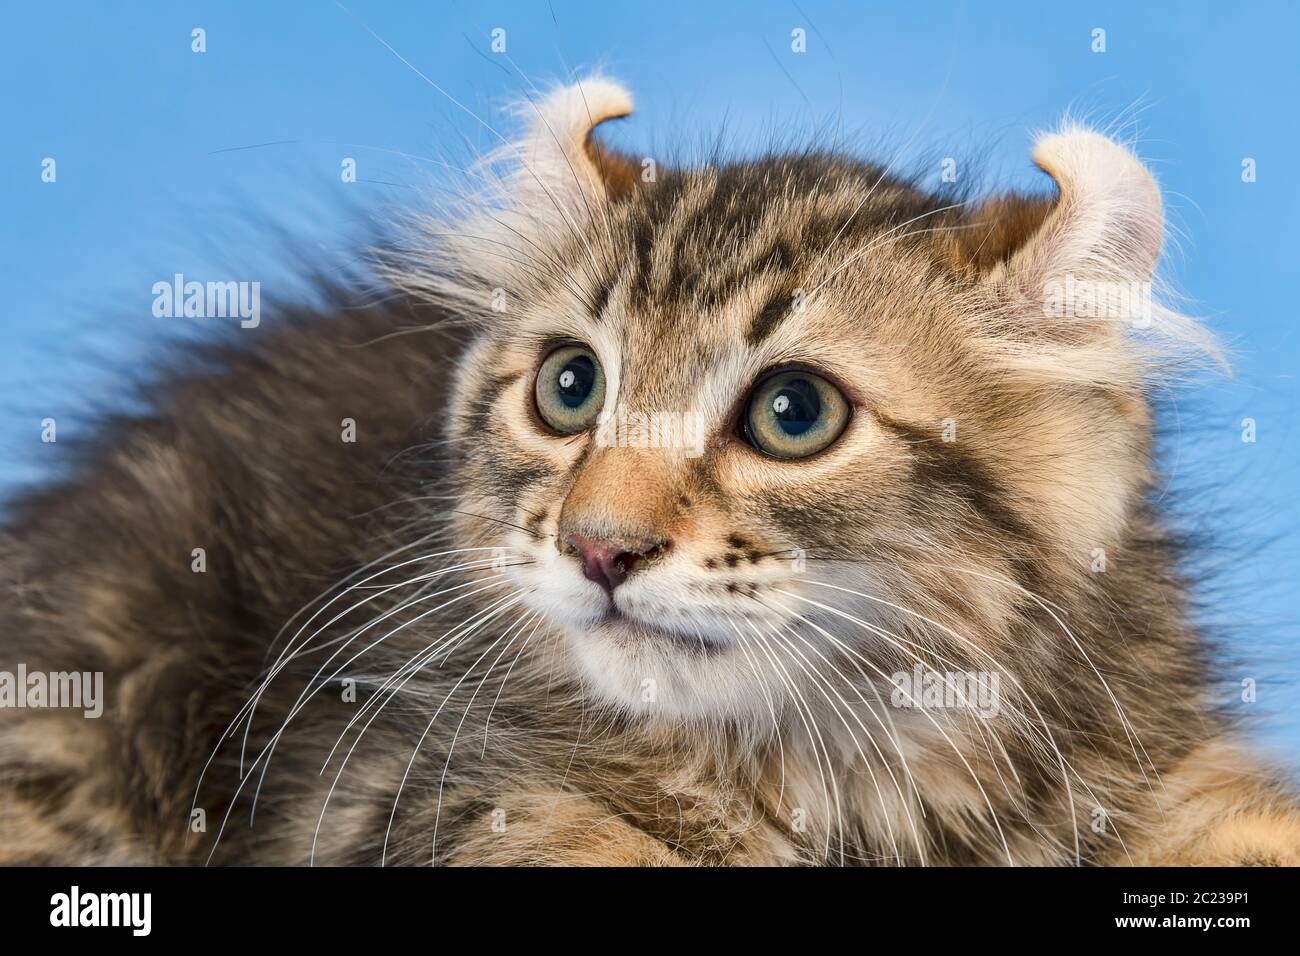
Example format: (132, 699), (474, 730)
(1, 78), (1297, 866)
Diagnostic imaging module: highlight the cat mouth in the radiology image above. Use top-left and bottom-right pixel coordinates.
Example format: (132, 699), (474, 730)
(599, 606), (663, 636)
(593, 606), (730, 652)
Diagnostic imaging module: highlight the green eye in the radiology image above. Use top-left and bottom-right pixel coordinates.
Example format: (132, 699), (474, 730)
(534, 344), (606, 434)
(743, 370), (850, 459)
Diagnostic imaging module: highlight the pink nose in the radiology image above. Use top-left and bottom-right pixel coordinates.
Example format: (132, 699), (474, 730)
(564, 533), (668, 593)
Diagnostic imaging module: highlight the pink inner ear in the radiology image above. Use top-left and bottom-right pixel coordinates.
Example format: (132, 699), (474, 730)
(941, 194), (1056, 274)
(1010, 127), (1165, 294)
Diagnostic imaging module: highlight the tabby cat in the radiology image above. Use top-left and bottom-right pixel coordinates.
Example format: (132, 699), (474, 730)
(2, 79), (1297, 865)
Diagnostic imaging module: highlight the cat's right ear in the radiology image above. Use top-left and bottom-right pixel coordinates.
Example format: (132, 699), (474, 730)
(951, 127), (1168, 336)
(945, 127), (1217, 384)
(505, 77), (639, 221)
(943, 128), (1163, 284)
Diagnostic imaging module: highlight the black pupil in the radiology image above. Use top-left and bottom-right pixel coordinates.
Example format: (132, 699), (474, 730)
(770, 378), (820, 435)
(555, 355), (596, 408)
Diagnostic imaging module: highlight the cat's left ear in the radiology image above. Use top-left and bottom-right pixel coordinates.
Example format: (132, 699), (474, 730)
(966, 127), (1165, 336)
(1003, 126), (1163, 292)
(509, 78), (639, 218)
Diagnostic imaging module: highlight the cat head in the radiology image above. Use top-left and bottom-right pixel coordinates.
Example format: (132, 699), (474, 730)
(396, 78), (1213, 724)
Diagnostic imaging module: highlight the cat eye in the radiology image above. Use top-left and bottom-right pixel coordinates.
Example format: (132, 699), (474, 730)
(742, 369), (851, 459)
(534, 343), (607, 434)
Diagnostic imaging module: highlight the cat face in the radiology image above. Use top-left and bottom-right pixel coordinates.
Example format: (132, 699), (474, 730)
(416, 79), (1200, 724)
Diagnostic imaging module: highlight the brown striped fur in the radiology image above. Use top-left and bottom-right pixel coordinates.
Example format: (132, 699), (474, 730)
(0, 78), (1295, 865)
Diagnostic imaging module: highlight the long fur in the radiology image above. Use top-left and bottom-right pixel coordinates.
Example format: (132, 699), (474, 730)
(1, 78), (1296, 866)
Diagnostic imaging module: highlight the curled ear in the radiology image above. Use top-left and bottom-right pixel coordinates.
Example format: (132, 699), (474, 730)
(1004, 126), (1164, 291)
(509, 77), (639, 219)
(947, 125), (1220, 389)
(982, 126), (1167, 338)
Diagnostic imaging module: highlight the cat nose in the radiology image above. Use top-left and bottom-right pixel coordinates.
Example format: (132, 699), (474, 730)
(564, 533), (670, 593)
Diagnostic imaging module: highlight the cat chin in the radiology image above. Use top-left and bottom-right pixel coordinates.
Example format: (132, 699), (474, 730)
(516, 574), (795, 720)
(558, 617), (782, 722)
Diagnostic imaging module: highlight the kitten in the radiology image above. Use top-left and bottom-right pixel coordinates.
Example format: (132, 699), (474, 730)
(1, 78), (1297, 866)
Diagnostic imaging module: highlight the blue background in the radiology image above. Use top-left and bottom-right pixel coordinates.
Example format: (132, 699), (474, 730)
(2, 2), (1296, 758)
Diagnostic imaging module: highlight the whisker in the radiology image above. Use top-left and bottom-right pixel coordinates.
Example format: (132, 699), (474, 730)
(778, 581), (1112, 863)
(191, 547), (524, 825)
(312, 590), (535, 864)
(762, 605), (926, 864)
(479, 614), (548, 758)
(764, 624), (903, 864)
(199, 575), (521, 862)
(451, 509), (554, 540)
(244, 564), (532, 813)
(919, 560), (1163, 796)
(425, 608), (541, 864)
(739, 622), (843, 863)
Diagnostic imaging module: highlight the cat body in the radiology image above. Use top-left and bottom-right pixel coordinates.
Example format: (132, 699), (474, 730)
(1, 79), (1297, 865)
